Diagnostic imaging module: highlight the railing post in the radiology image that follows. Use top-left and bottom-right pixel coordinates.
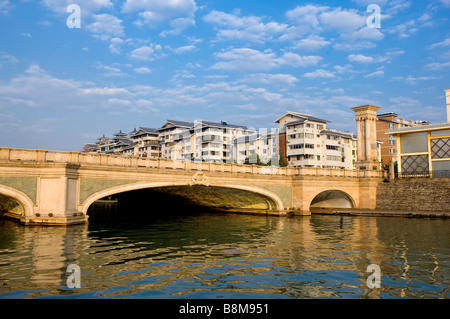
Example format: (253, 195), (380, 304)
(70, 151), (80, 164)
(0, 147), (10, 161)
(37, 149), (47, 163)
(100, 154), (108, 166)
(130, 156), (137, 167)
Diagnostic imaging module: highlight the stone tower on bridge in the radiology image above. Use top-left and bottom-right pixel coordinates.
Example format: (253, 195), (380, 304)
(352, 105), (381, 171)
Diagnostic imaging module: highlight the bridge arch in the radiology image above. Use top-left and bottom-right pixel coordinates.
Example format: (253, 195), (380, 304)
(0, 185), (35, 219)
(309, 189), (356, 210)
(80, 182), (285, 215)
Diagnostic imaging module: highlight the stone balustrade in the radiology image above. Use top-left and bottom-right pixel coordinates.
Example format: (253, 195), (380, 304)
(0, 147), (383, 178)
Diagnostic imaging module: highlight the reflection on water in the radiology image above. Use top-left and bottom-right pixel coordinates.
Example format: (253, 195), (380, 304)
(0, 209), (449, 299)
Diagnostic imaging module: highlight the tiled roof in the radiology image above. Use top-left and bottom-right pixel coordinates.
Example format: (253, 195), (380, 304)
(157, 120), (194, 131)
(275, 111), (330, 124)
(195, 120), (247, 130)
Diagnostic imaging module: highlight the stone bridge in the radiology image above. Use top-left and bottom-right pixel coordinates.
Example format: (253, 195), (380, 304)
(0, 147), (383, 225)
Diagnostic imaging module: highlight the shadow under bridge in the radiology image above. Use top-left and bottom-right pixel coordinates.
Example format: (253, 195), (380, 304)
(87, 185), (280, 221)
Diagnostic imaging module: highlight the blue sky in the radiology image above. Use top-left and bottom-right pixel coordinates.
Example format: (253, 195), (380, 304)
(0, 0), (449, 151)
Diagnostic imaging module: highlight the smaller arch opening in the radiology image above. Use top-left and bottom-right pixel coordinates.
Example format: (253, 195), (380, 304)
(310, 190), (354, 213)
(0, 193), (25, 221)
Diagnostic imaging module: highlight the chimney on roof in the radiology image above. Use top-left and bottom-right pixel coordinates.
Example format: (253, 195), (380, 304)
(446, 88), (450, 123)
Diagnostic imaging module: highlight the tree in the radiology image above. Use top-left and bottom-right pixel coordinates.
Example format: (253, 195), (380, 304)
(278, 155), (289, 167)
(244, 154), (267, 166)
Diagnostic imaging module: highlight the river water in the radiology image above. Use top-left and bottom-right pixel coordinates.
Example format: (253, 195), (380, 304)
(0, 208), (449, 299)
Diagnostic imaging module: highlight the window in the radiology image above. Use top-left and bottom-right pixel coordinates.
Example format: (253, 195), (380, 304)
(306, 123), (314, 128)
(327, 155), (341, 161)
(317, 124), (324, 130)
(389, 148), (397, 154)
(305, 133), (314, 139)
(388, 135), (396, 145)
(388, 123), (396, 130)
(290, 144), (314, 149)
(326, 145), (340, 151)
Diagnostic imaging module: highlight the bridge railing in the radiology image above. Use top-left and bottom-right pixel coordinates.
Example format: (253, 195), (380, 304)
(0, 147), (383, 178)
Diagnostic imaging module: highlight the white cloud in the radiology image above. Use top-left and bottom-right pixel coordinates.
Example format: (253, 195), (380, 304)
(129, 44), (164, 61)
(294, 35), (331, 51)
(425, 62), (450, 70)
(211, 48), (321, 72)
(241, 74), (299, 86)
(286, 5), (384, 50)
(348, 54), (374, 63)
(123, 0), (197, 28)
(0, 51), (19, 67)
(109, 38), (124, 54)
(204, 10), (290, 43)
(348, 53), (392, 64)
(303, 69), (335, 78)
(41, 0), (113, 15)
(441, 0), (450, 7)
(391, 75), (440, 85)
(160, 17), (195, 36)
(86, 14), (125, 40)
(365, 70), (384, 78)
(172, 45), (196, 54)
(0, 0), (11, 14)
(134, 67), (152, 74)
(285, 4), (329, 29)
(428, 38), (450, 50)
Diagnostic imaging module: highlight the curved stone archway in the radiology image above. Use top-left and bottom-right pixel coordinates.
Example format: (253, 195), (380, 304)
(0, 185), (35, 221)
(80, 182), (285, 216)
(310, 189), (355, 210)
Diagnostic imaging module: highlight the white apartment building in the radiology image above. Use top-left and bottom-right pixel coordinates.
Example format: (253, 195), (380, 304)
(276, 111), (353, 169)
(234, 130), (280, 165)
(157, 119), (249, 163)
(157, 120), (194, 160)
(129, 127), (160, 158)
(192, 120), (248, 163)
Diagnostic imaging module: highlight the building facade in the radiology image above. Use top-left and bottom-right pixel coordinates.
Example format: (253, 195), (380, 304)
(234, 130), (279, 165)
(376, 112), (428, 165)
(386, 89), (450, 177)
(275, 111), (353, 169)
(387, 122), (450, 177)
(192, 121), (248, 163)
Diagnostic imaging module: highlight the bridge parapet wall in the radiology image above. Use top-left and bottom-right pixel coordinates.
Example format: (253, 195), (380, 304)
(0, 147), (384, 225)
(0, 147), (384, 179)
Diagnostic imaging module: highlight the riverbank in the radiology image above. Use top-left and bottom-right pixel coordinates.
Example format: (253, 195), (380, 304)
(312, 209), (450, 218)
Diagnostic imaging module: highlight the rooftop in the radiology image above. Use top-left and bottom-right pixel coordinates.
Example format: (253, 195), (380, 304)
(195, 120), (247, 130)
(275, 111), (330, 124)
(386, 122), (450, 135)
(157, 120), (195, 131)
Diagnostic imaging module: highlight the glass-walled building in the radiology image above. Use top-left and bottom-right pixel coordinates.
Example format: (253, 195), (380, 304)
(386, 122), (450, 177)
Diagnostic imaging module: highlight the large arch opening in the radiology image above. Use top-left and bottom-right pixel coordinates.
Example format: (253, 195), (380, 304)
(86, 185), (280, 224)
(310, 190), (354, 213)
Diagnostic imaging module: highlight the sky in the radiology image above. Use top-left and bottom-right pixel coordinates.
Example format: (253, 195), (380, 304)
(0, 0), (449, 151)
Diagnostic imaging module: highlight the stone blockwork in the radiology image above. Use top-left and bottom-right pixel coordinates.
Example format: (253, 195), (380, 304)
(376, 178), (450, 212)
